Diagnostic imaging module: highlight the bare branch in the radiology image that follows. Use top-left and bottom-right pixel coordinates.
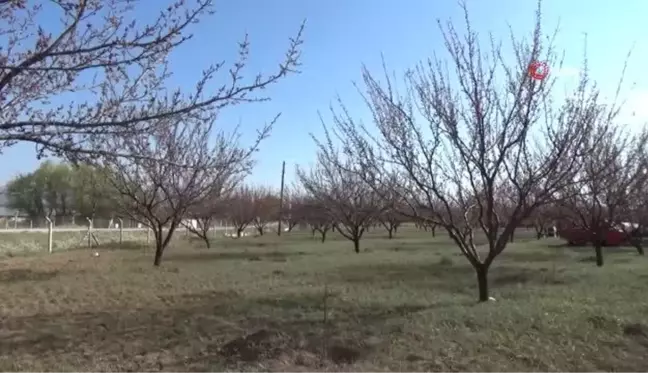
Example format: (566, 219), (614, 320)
(0, 0), (304, 161)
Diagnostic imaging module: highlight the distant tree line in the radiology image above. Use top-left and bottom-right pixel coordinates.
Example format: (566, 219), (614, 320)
(4, 161), (114, 224)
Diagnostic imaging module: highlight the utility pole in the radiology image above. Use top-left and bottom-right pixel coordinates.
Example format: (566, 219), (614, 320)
(277, 161), (286, 236)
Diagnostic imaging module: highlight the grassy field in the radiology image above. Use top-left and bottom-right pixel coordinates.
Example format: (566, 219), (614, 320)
(0, 226), (647, 371)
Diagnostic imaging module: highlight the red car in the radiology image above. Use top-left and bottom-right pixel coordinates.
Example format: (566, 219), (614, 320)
(557, 224), (631, 246)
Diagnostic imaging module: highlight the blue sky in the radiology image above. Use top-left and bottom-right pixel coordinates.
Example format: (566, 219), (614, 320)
(2, 0), (647, 188)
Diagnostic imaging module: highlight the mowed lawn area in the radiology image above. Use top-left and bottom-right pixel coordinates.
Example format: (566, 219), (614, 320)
(0, 227), (647, 371)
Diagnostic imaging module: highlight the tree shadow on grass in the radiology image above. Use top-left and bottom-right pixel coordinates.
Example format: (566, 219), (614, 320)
(0, 268), (60, 283)
(501, 247), (573, 263)
(185, 236), (289, 249)
(207, 237), (300, 250)
(93, 240), (147, 251)
(251, 290), (456, 324)
(334, 261), (473, 286)
(168, 250), (308, 263)
(565, 245), (637, 255)
(330, 260), (578, 295)
(0, 287), (446, 371)
(0, 290), (247, 369)
(381, 239), (458, 253)
(546, 242), (638, 255)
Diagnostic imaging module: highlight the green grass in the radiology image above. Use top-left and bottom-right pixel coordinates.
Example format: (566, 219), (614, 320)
(0, 227), (647, 371)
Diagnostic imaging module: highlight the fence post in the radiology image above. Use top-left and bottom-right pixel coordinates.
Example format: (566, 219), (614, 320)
(45, 217), (53, 254)
(118, 218), (123, 246)
(86, 217), (93, 249)
(30, 220), (33, 229)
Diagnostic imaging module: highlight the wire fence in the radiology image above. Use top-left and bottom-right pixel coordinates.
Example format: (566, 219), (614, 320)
(0, 215), (243, 255)
(0, 214), (238, 230)
(0, 215), (144, 230)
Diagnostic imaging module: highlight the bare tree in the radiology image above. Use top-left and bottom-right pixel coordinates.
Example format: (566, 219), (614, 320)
(378, 208), (406, 239)
(0, 0), (303, 160)
(529, 204), (557, 239)
(559, 127), (648, 265)
(302, 196), (333, 243)
(415, 209), (439, 236)
(100, 116), (257, 266)
(376, 179), (407, 239)
(183, 191), (229, 249)
(318, 3), (617, 301)
(282, 184), (308, 232)
(251, 187), (279, 236)
(297, 155), (385, 253)
(226, 186), (258, 238)
(618, 163), (648, 255)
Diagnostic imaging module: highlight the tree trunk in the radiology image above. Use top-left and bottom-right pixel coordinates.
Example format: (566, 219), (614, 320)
(311, 228), (316, 237)
(509, 229), (515, 243)
(394, 225), (398, 233)
(387, 228), (393, 239)
(629, 237), (644, 255)
(152, 222), (180, 266)
(634, 241), (644, 255)
(236, 228), (242, 238)
(203, 236), (211, 249)
(153, 226), (164, 267)
(154, 245), (164, 266)
(431, 227), (436, 237)
(153, 231), (165, 266)
(476, 265), (489, 302)
(353, 238), (360, 253)
(320, 230), (327, 243)
(634, 243), (644, 255)
(257, 226), (264, 236)
(594, 242), (604, 267)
